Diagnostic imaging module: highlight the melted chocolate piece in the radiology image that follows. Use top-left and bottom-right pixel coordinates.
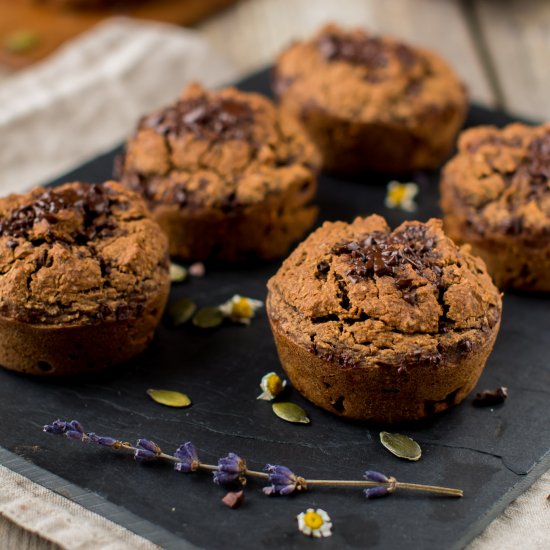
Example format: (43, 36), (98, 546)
(332, 224), (441, 291)
(140, 95), (255, 142)
(0, 184), (114, 243)
(316, 32), (418, 70)
(527, 133), (550, 180)
(473, 386), (508, 407)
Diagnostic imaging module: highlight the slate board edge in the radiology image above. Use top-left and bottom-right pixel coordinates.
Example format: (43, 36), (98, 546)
(0, 446), (196, 550)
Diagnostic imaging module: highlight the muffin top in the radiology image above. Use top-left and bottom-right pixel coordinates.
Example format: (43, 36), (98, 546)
(442, 122), (550, 237)
(117, 83), (320, 211)
(0, 181), (169, 325)
(267, 215), (501, 369)
(274, 24), (466, 125)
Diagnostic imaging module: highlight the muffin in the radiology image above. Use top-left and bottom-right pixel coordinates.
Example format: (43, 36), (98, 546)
(116, 83), (320, 261)
(441, 123), (550, 291)
(0, 181), (170, 376)
(267, 215), (502, 423)
(273, 24), (468, 175)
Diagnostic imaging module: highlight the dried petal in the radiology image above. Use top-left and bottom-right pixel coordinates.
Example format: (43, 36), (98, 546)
(222, 490), (244, 509)
(189, 262), (205, 277)
(272, 402), (310, 424)
(174, 441), (200, 472)
(365, 486), (390, 499)
(364, 470), (389, 483)
(473, 387), (508, 407)
(169, 263), (187, 283)
(379, 432), (422, 461)
(147, 389), (192, 408)
(213, 452), (247, 486)
(167, 297), (197, 326)
(192, 306), (224, 328)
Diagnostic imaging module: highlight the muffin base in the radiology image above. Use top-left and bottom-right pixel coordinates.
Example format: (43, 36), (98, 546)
(280, 99), (466, 175)
(268, 312), (500, 423)
(152, 180), (318, 261)
(0, 282), (169, 376)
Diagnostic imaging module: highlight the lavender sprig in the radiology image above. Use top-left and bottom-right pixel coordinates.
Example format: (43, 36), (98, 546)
(43, 420), (463, 498)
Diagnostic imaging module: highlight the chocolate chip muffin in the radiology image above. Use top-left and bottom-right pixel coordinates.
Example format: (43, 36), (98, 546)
(273, 24), (467, 175)
(267, 215), (502, 422)
(441, 123), (550, 291)
(0, 181), (170, 376)
(116, 83), (320, 261)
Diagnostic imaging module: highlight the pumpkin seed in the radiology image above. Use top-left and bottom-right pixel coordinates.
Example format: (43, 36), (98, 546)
(192, 306), (224, 328)
(379, 432), (422, 461)
(169, 263), (187, 283)
(272, 402), (310, 424)
(167, 297), (196, 326)
(147, 389), (191, 408)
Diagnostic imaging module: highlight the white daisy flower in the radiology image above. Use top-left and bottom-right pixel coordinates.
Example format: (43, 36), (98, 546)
(257, 372), (287, 401)
(219, 295), (263, 325)
(384, 180), (419, 212)
(297, 508), (333, 538)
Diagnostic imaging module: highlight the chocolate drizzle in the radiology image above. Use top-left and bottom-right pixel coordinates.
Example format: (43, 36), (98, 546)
(140, 95), (255, 142)
(316, 31), (419, 70)
(0, 184), (115, 244)
(331, 224), (442, 292)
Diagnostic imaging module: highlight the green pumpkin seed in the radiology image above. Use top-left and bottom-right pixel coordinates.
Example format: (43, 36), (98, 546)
(192, 306), (224, 328)
(4, 31), (40, 53)
(167, 297), (197, 326)
(169, 263), (188, 283)
(379, 432), (422, 461)
(272, 402), (310, 424)
(147, 389), (192, 408)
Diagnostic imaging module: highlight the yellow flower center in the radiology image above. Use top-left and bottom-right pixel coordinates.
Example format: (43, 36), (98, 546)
(232, 297), (253, 319)
(388, 184), (407, 204)
(303, 511), (324, 530)
(266, 374), (283, 396)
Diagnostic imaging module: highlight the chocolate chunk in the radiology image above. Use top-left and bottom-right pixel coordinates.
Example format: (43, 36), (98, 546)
(332, 224), (441, 291)
(473, 387), (508, 407)
(140, 95), (255, 143)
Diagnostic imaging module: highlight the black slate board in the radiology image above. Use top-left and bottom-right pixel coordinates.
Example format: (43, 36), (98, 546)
(1, 69), (549, 550)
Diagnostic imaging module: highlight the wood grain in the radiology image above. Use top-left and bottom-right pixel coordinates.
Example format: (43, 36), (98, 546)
(474, 0), (550, 120)
(0, 0), (236, 69)
(198, 0), (496, 106)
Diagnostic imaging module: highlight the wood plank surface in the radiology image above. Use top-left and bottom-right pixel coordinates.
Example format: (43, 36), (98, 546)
(474, 0), (550, 120)
(0, 0), (236, 69)
(197, 0), (496, 106)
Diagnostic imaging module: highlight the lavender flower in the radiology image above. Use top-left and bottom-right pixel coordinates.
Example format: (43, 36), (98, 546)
(213, 452), (247, 486)
(365, 486), (391, 499)
(43, 419), (85, 440)
(88, 433), (119, 448)
(134, 439), (162, 462)
(263, 464), (307, 496)
(364, 470), (389, 483)
(174, 442), (200, 473)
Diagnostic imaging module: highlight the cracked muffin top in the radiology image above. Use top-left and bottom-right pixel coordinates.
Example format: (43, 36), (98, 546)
(274, 24), (466, 124)
(441, 123), (550, 237)
(117, 83), (320, 210)
(267, 215), (502, 369)
(0, 181), (169, 325)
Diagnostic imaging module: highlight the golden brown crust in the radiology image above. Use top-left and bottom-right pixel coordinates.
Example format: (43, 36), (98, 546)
(0, 181), (170, 375)
(440, 123), (550, 291)
(273, 24), (467, 174)
(266, 215), (502, 422)
(117, 83), (321, 261)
